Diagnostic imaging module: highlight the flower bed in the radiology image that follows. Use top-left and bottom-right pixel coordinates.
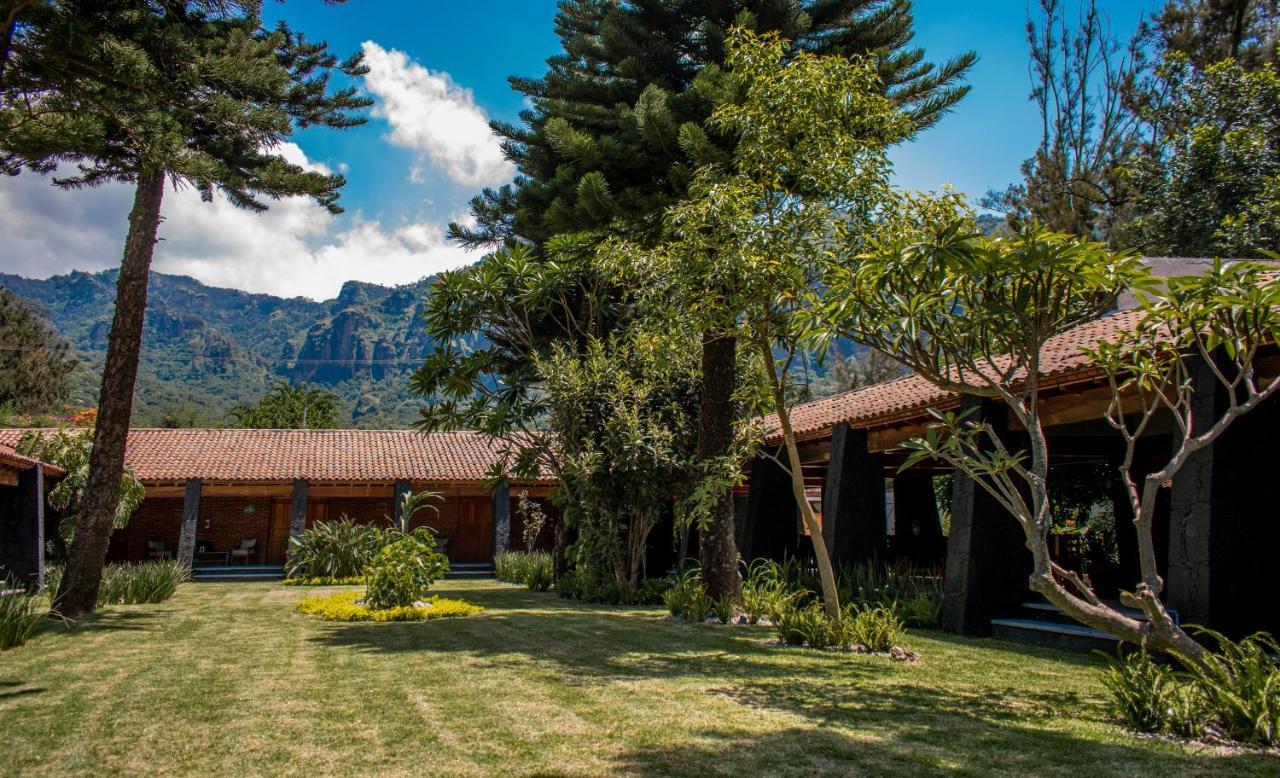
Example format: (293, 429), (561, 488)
(296, 590), (483, 622)
(282, 576), (367, 587)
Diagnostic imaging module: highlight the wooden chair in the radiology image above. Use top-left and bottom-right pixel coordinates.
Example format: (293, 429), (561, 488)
(230, 538), (257, 566)
(147, 540), (172, 560)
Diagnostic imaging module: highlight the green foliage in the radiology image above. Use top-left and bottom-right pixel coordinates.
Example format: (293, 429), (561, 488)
(44, 561), (190, 607)
(363, 534), (449, 611)
(494, 551), (554, 592)
(285, 517), (387, 581)
(1098, 649), (1195, 735)
(16, 429), (145, 552)
(537, 329), (703, 589)
(557, 569), (671, 606)
(0, 289), (77, 413)
(280, 576), (365, 587)
(741, 558), (805, 625)
(296, 591), (482, 622)
(0, 579), (45, 650)
(772, 600), (827, 647)
(1120, 58), (1280, 257)
(395, 489), (442, 535)
(711, 595), (737, 625)
(230, 380), (343, 429)
(1186, 628), (1280, 746)
(663, 569), (712, 622)
(841, 606), (907, 653)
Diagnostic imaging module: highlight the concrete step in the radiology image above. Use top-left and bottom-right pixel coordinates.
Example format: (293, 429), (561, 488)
(991, 617), (1122, 651)
(193, 564), (284, 582)
(1019, 600), (1180, 625)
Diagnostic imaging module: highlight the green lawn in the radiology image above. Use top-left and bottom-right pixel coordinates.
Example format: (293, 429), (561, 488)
(1, 582), (1273, 776)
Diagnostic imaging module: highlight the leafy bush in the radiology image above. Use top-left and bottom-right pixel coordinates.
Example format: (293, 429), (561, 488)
(896, 593), (942, 628)
(711, 595), (737, 624)
(494, 550), (554, 590)
(1187, 629), (1280, 746)
(285, 516), (387, 580)
(841, 605), (906, 653)
(45, 561), (190, 607)
(0, 579), (44, 650)
(838, 558), (943, 619)
(281, 576), (366, 586)
(663, 569), (711, 622)
(363, 533), (449, 610)
(773, 600), (824, 646)
(741, 559), (805, 625)
(1098, 648), (1177, 734)
(296, 590), (482, 622)
(557, 569), (670, 605)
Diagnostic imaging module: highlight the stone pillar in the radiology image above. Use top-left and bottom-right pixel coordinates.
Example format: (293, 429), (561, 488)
(940, 398), (1033, 635)
(739, 454), (799, 562)
(393, 479), (411, 527)
(0, 466), (45, 587)
(177, 478), (201, 566)
(1165, 355), (1280, 635)
(492, 484), (511, 555)
(822, 424), (886, 567)
(892, 469), (944, 564)
(289, 479), (308, 540)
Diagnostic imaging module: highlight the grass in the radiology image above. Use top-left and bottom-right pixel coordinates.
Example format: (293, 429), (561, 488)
(0, 581), (1274, 777)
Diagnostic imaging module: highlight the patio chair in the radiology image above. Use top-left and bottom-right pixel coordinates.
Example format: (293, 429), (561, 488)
(147, 540), (172, 560)
(230, 538), (257, 566)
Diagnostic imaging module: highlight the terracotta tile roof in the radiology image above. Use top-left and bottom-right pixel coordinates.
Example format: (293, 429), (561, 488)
(771, 308), (1145, 443)
(0, 442), (66, 478)
(0, 429), (545, 485)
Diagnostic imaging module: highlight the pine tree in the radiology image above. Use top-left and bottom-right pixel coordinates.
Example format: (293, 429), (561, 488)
(424, 0), (975, 603)
(0, 288), (77, 413)
(0, 1), (369, 615)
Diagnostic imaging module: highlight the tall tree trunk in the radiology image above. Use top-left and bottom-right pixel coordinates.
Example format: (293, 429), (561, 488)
(697, 330), (742, 605)
(55, 168), (164, 616)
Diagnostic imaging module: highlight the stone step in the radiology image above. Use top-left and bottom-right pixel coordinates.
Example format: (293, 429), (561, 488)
(1019, 600), (1180, 625)
(991, 617), (1122, 651)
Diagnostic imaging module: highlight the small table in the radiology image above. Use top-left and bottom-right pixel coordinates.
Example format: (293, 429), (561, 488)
(194, 550), (229, 566)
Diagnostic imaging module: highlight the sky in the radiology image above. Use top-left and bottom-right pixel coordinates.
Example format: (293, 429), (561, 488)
(0, 0), (1153, 301)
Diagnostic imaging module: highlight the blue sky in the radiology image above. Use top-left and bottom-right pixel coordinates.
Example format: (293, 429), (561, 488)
(0, 0), (1154, 299)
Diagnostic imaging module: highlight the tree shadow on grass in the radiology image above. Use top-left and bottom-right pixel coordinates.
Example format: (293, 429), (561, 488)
(34, 608), (158, 640)
(606, 721), (1266, 778)
(0, 683), (45, 701)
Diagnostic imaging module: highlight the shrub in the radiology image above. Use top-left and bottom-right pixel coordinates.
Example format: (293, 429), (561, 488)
(1187, 629), (1280, 746)
(896, 592), (942, 628)
(0, 579), (44, 650)
(741, 559), (806, 625)
(841, 605), (906, 653)
(285, 516), (387, 580)
(296, 591), (482, 622)
(281, 576), (366, 586)
(773, 600), (824, 646)
(556, 569), (670, 605)
(363, 533), (449, 610)
(663, 569), (712, 622)
(90, 561), (190, 605)
(1098, 648), (1179, 734)
(711, 595), (737, 624)
(494, 550), (553, 590)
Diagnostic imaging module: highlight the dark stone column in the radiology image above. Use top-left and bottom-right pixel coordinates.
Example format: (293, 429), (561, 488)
(0, 466), (45, 587)
(289, 479), (308, 540)
(892, 469), (944, 565)
(393, 479), (411, 527)
(1167, 356), (1280, 635)
(177, 478), (201, 566)
(492, 484), (511, 555)
(822, 424), (886, 567)
(941, 398), (1034, 635)
(739, 454), (799, 562)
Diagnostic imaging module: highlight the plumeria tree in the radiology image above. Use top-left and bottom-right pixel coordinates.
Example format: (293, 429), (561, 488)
(611, 28), (908, 617)
(829, 201), (1280, 666)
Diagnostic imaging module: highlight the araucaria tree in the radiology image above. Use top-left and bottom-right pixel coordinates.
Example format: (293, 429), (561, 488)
(0, 2), (369, 615)
(428, 0), (974, 605)
(833, 207), (1280, 667)
(615, 29), (907, 620)
(0, 288), (78, 413)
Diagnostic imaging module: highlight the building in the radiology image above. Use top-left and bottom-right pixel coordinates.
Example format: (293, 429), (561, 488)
(744, 304), (1280, 642)
(0, 442), (64, 586)
(0, 429), (553, 575)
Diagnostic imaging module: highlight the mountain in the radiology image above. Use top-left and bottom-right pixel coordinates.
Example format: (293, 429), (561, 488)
(0, 269), (448, 428)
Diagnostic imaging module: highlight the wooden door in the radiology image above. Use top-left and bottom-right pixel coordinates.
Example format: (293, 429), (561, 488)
(450, 498), (494, 562)
(267, 500), (291, 565)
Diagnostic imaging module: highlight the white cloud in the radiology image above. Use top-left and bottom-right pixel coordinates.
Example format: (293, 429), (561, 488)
(0, 143), (475, 300)
(361, 41), (515, 187)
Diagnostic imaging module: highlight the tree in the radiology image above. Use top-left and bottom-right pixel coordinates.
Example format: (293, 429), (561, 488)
(1118, 57), (1280, 257)
(831, 205), (1280, 667)
(0, 288), (77, 412)
(1141, 0), (1278, 70)
(982, 0), (1142, 241)
(15, 428), (145, 564)
(613, 29), (907, 619)
(425, 0), (974, 604)
(230, 380), (343, 429)
(811, 346), (908, 397)
(0, 2), (368, 615)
